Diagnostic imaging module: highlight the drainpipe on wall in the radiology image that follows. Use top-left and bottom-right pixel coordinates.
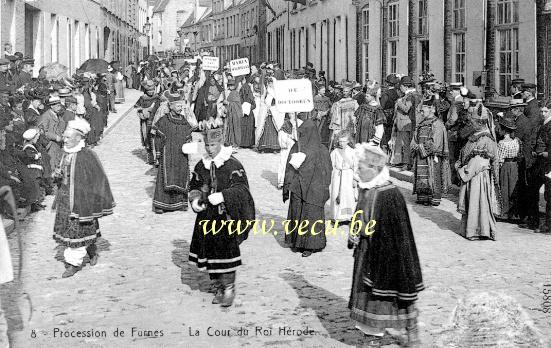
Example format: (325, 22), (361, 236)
(482, 0), (487, 99)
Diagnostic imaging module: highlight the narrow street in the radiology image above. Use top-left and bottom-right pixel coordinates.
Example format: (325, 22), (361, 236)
(4, 104), (551, 348)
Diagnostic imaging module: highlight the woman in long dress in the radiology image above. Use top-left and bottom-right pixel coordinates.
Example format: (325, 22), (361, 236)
(257, 78), (283, 152)
(456, 103), (500, 240)
(239, 76), (256, 148)
(329, 130), (357, 222)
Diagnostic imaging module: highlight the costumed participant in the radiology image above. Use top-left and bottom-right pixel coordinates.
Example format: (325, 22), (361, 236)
(455, 102), (500, 240)
(239, 75), (256, 148)
(188, 120), (255, 307)
(194, 72), (222, 122)
(354, 80), (385, 145)
(329, 82), (359, 149)
(223, 77), (242, 149)
(389, 76), (423, 169)
(380, 74), (400, 153)
(445, 83), (468, 184)
(496, 112), (522, 221)
(348, 143), (424, 347)
(411, 97), (449, 206)
(38, 96), (65, 173)
(52, 118), (115, 278)
(277, 113), (299, 189)
(283, 118), (332, 257)
(329, 130), (357, 223)
(151, 92), (193, 213)
(257, 77), (282, 152)
(134, 80), (161, 165)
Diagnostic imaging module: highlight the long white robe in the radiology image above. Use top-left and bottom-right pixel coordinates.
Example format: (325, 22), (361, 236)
(329, 146), (357, 220)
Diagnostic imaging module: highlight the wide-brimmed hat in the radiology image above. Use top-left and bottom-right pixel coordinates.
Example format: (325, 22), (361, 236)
(47, 96), (61, 106)
(58, 88), (72, 97)
(23, 128), (39, 140)
(509, 99), (526, 108)
(499, 113), (517, 130)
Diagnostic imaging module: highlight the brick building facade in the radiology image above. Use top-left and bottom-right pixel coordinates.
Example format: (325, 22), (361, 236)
(0, 0), (146, 75)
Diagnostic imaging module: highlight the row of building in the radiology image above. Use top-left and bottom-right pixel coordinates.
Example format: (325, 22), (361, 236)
(0, 0), (150, 76)
(150, 0), (551, 100)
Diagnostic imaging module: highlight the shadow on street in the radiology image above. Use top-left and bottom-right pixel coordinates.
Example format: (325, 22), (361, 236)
(171, 239), (213, 294)
(280, 272), (366, 348)
(260, 170), (279, 189)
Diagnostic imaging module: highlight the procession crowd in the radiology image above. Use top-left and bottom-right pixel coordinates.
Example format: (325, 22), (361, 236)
(1, 49), (548, 347)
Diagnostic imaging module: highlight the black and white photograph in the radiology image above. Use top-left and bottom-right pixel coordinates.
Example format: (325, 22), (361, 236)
(1, 0), (551, 347)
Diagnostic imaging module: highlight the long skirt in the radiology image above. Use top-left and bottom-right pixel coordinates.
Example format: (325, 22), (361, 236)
(458, 170), (497, 240)
(349, 237), (418, 330)
(152, 158), (187, 212)
(285, 193), (326, 252)
(318, 115), (331, 148)
(391, 131), (411, 165)
(414, 158), (442, 206)
(329, 168), (356, 220)
(86, 108), (104, 145)
(53, 183), (101, 248)
(258, 114), (280, 152)
(240, 114), (255, 148)
(189, 213), (242, 274)
(115, 81), (125, 103)
(498, 161), (520, 220)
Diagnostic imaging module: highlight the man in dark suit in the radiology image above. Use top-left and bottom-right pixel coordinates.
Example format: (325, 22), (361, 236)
(510, 78), (524, 99)
(24, 92), (43, 128)
(518, 83), (543, 230)
(15, 58), (33, 88)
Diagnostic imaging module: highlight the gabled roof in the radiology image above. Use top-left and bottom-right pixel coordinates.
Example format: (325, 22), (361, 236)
(152, 0), (170, 13)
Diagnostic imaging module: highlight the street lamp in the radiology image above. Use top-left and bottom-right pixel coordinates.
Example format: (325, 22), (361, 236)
(143, 17), (151, 56)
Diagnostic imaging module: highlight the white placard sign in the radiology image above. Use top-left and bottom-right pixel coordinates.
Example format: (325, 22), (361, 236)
(202, 56), (219, 71)
(229, 58), (250, 76)
(273, 79), (314, 113)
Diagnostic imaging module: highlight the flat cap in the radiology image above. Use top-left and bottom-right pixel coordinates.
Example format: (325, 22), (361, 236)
(522, 83), (537, 90)
(511, 78), (525, 85)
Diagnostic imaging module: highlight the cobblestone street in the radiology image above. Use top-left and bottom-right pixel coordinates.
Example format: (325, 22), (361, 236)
(3, 103), (551, 348)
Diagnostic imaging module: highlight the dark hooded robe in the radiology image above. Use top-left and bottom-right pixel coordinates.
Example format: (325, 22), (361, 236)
(349, 182), (424, 330)
(283, 119), (332, 252)
(239, 78), (256, 148)
(152, 111), (193, 212)
(53, 147), (115, 248)
(188, 146), (255, 274)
